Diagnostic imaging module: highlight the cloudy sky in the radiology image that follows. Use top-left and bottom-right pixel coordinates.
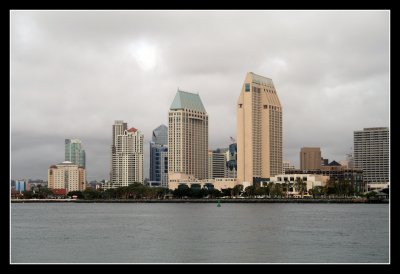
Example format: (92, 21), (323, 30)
(11, 10), (390, 181)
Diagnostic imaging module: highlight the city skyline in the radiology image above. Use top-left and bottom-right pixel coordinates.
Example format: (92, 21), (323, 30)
(11, 10), (390, 181)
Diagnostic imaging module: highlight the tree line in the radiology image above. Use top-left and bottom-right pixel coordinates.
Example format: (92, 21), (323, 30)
(13, 179), (363, 200)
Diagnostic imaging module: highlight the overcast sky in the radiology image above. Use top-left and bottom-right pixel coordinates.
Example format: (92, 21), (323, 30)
(11, 10), (390, 181)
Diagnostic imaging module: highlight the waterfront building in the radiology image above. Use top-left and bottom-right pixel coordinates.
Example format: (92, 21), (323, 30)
(300, 147), (321, 170)
(259, 174), (329, 197)
(168, 172), (247, 191)
(168, 89), (208, 180)
(354, 127), (389, 184)
(237, 72), (282, 184)
(150, 124), (168, 188)
(109, 120), (144, 188)
(208, 149), (227, 179)
(48, 161), (86, 192)
(286, 163), (364, 193)
(65, 139), (86, 168)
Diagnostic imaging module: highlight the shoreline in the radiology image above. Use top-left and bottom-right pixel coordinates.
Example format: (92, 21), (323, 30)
(11, 198), (388, 204)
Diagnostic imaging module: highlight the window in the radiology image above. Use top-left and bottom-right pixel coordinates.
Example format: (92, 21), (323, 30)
(245, 83), (250, 92)
(239, 104), (243, 108)
(263, 105), (268, 109)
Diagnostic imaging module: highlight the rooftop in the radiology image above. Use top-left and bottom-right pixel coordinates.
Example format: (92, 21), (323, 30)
(170, 89), (206, 112)
(248, 72), (274, 86)
(128, 127), (137, 133)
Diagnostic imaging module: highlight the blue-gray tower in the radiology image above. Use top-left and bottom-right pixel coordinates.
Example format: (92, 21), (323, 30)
(150, 125), (168, 187)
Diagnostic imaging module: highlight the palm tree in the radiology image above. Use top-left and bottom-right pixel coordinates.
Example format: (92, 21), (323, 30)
(283, 180), (289, 198)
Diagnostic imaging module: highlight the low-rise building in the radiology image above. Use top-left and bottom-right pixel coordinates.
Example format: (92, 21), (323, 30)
(260, 174), (329, 197)
(285, 164), (364, 193)
(168, 173), (245, 191)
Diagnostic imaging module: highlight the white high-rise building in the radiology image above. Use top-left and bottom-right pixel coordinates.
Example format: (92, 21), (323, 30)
(354, 127), (389, 184)
(109, 120), (144, 188)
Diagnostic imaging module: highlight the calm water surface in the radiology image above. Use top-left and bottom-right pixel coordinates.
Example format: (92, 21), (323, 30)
(11, 203), (389, 263)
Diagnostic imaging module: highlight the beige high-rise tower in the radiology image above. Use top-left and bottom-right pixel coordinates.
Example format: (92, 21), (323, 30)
(168, 89), (208, 180)
(237, 72), (282, 183)
(300, 147), (322, 170)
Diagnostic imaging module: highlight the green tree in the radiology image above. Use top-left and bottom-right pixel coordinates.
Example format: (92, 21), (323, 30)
(254, 186), (266, 197)
(270, 183), (283, 198)
(209, 189), (221, 198)
(233, 184), (243, 197)
(22, 190), (33, 199)
(283, 181), (290, 198)
(82, 188), (101, 199)
(294, 178), (307, 198)
(173, 184), (190, 198)
(311, 186), (324, 198)
(244, 185), (255, 198)
(221, 188), (232, 198)
(103, 188), (117, 199)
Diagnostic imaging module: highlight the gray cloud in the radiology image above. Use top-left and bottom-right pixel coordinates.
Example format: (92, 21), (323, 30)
(11, 10), (389, 181)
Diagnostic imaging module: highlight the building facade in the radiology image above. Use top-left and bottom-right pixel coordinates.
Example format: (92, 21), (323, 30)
(150, 124), (169, 188)
(208, 149), (227, 179)
(354, 127), (389, 184)
(109, 121), (144, 188)
(15, 180), (29, 192)
(168, 173), (248, 191)
(168, 89), (208, 180)
(260, 173), (329, 196)
(226, 143), (237, 178)
(48, 161), (86, 192)
(286, 164), (364, 193)
(65, 139), (85, 168)
(282, 160), (295, 174)
(237, 72), (282, 183)
(300, 147), (321, 170)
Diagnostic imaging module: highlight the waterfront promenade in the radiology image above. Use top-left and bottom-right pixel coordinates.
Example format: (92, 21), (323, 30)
(11, 198), (387, 203)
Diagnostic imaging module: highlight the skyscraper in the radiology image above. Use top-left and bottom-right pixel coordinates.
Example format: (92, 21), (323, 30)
(168, 89), (208, 180)
(237, 72), (282, 183)
(65, 139), (85, 168)
(109, 120), (144, 188)
(300, 147), (322, 170)
(150, 124), (168, 187)
(226, 143), (237, 178)
(354, 127), (389, 184)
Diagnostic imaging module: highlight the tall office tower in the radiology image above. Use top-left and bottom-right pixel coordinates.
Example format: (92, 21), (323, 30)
(110, 120), (144, 188)
(226, 143), (237, 178)
(168, 89), (208, 180)
(208, 149), (227, 179)
(354, 127), (389, 184)
(300, 147), (322, 170)
(237, 72), (282, 183)
(65, 139), (86, 168)
(150, 124), (169, 187)
(48, 161), (86, 192)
